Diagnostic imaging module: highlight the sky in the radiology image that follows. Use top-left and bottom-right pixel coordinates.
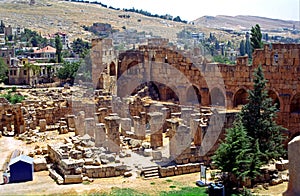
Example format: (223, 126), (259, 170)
(99, 0), (300, 22)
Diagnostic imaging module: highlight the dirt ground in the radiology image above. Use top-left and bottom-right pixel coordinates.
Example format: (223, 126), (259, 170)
(0, 136), (288, 195)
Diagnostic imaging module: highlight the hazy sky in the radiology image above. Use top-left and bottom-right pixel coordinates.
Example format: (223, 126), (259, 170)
(99, 0), (299, 21)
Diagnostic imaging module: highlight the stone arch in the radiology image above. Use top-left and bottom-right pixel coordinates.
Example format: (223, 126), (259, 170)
(290, 93), (300, 113)
(186, 85), (201, 105)
(109, 62), (116, 76)
(209, 87), (225, 106)
(130, 81), (179, 102)
(233, 88), (249, 108)
(268, 90), (281, 110)
(126, 61), (139, 75)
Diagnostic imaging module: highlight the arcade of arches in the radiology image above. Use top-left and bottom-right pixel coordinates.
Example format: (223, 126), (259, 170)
(92, 38), (300, 140)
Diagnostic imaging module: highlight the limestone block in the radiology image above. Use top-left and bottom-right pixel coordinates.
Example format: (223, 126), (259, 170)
(33, 157), (48, 172)
(284, 136), (300, 196)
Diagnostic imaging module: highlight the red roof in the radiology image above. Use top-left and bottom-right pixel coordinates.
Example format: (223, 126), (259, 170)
(34, 46), (56, 54)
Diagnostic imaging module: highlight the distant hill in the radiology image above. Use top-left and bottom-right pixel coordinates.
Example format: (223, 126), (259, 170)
(193, 15), (299, 31)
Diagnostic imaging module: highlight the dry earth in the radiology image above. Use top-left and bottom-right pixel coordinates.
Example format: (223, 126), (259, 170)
(0, 135), (288, 196)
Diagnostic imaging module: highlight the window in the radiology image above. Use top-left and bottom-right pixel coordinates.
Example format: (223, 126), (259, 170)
(10, 70), (13, 75)
(13, 70), (16, 75)
(274, 54), (279, 63)
(23, 70), (27, 75)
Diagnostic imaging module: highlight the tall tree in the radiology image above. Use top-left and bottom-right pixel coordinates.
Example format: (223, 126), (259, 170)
(57, 61), (81, 85)
(239, 40), (245, 56)
(240, 65), (285, 164)
(71, 38), (91, 58)
(213, 117), (252, 189)
(250, 24), (263, 51)
(0, 20), (5, 34)
(245, 32), (252, 58)
(55, 35), (63, 63)
(0, 57), (8, 83)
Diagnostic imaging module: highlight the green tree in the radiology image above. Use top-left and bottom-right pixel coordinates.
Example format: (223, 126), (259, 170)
(55, 35), (63, 63)
(245, 32), (252, 58)
(57, 61), (80, 84)
(0, 20), (5, 34)
(250, 24), (263, 51)
(241, 65), (285, 164)
(213, 117), (252, 189)
(0, 57), (8, 83)
(239, 40), (245, 56)
(71, 38), (91, 58)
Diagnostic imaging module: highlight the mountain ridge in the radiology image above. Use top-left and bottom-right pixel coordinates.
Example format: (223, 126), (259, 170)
(193, 15), (299, 31)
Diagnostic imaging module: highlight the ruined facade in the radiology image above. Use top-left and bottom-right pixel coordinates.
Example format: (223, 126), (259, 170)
(92, 38), (300, 140)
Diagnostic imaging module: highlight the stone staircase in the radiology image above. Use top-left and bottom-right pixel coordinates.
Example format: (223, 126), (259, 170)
(141, 166), (160, 179)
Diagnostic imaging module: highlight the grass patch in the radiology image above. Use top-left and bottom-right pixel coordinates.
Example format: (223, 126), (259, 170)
(160, 186), (207, 196)
(169, 185), (176, 189)
(165, 179), (173, 183)
(150, 182), (155, 185)
(110, 187), (148, 196)
(82, 181), (91, 185)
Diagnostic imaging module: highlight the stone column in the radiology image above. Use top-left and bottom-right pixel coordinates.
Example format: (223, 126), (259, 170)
(75, 111), (85, 136)
(104, 115), (121, 153)
(85, 118), (96, 138)
(148, 112), (163, 149)
(167, 119), (180, 159)
(284, 136), (300, 196)
(39, 119), (47, 132)
(120, 118), (131, 135)
(133, 116), (146, 140)
(66, 115), (75, 132)
(95, 123), (106, 147)
(173, 125), (191, 163)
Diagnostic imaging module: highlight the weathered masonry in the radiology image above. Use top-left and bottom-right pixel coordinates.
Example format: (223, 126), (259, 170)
(92, 38), (300, 139)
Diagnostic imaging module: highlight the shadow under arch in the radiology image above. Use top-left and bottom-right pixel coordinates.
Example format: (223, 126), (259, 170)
(209, 87), (226, 107)
(233, 88), (249, 108)
(268, 90), (281, 110)
(290, 93), (300, 113)
(186, 85), (201, 105)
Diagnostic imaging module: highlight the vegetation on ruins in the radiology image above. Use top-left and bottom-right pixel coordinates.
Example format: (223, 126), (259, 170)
(55, 35), (63, 63)
(0, 57), (8, 83)
(0, 88), (25, 104)
(213, 65), (286, 190)
(213, 55), (235, 64)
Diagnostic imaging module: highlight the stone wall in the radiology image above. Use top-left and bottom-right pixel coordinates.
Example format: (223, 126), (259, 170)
(93, 39), (300, 142)
(83, 165), (127, 178)
(159, 163), (201, 177)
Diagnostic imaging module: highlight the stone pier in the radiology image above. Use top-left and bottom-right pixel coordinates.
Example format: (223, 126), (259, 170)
(75, 111), (85, 136)
(148, 112), (163, 149)
(95, 123), (106, 147)
(104, 115), (121, 153)
(133, 116), (146, 140)
(85, 118), (96, 138)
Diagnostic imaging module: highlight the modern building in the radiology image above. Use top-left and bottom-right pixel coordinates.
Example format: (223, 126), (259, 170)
(33, 45), (56, 60)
